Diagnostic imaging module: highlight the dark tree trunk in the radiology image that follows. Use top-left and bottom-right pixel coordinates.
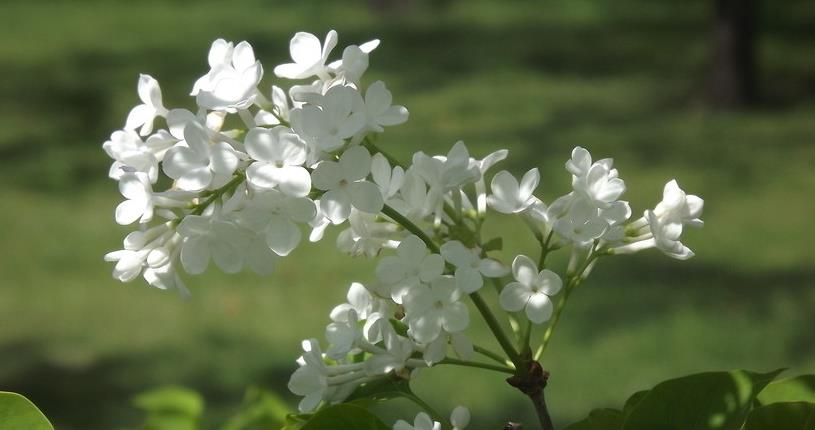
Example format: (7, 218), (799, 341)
(708, 0), (758, 107)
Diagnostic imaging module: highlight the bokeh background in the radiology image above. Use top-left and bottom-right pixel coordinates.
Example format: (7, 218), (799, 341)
(1, 0), (814, 428)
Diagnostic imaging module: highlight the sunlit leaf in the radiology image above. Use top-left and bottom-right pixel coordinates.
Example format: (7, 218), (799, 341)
(0, 392), (53, 430)
(300, 404), (389, 430)
(621, 369), (784, 430)
(757, 375), (815, 405)
(743, 402), (815, 430)
(132, 386), (203, 430)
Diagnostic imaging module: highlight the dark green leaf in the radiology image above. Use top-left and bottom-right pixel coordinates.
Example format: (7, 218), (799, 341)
(481, 237), (503, 252)
(563, 408), (624, 430)
(346, 375), (413, 406)
(622, 390), (649, 415)
(621, 369), (784, 430)
(743, 402), (815, 430)
(0, 391), (54, 430)
(758, 375), (815, 405)
(300, 404), (389, 430)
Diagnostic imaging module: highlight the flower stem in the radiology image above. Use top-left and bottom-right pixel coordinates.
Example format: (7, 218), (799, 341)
(381, 204), (439, 253)
(470, 291), (520, 363)
(473, 345), (513, 367)
(438, 357), (515, 375)
(534, 249), (599, 360)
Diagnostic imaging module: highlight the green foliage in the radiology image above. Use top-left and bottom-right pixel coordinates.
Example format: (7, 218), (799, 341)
(621, 369), (784, 430)
(562, 408), (624, 430)
(346, 375), (414, 406)
(742, 402), (815, 430)
(0, 392), (53, 430)
(221, 387), (290, 430)
(564, 370), (815, 430)
(298, 404), (389, 430)
(131, 386), (204, 430)
(758, 375), (815, 405)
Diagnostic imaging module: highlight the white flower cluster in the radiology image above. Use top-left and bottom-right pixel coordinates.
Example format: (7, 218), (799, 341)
(102, 30), (704, 422)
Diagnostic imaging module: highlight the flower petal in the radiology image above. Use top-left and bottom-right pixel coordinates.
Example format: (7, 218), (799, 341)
(499, 282), (531, 312)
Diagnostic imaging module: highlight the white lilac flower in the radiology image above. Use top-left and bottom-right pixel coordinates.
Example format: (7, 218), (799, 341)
(125, 74), (168, 136)
(394, 412), (441, 430)
(192, 39), (263, 111)
(487, 168), (540, 214)
(311, 146), (384, 224)
(288, 339), (330, 413)
(551, 196), (609, 244)
(290, 85), (365, 153)
(274, 30), (338, 81)
(336, 209), (399, 257)
(371, 153), (405, 201)
(568, 147), (626, 210)
(359, 81), (409, 133)
(104, 224), (172, 282)
(325, 309), (361, 359)
(612, 180), (703, 259)
(410, 142), (480, 220)
(403, 276), (469, 343)
(499, 255), (562, 324)
(365, 329), (415, 375)
(422, 331), (474, 365)
(163, 122), (240, 192)
(103, 130), (161, 182)
(329, 282), (385, 323)
(375, 235), (444, 304)
(115, 172), (155, 225)
(254, 85), (291, 126)
(451, 406), (471, 430)
(244, 126), (311, 197)
(440, 240), (507, 294)
(177, 214), (247, 274)
(238, 189), (317, 257)
(327, 40), (380, 84)
(471, 149), (508, 215)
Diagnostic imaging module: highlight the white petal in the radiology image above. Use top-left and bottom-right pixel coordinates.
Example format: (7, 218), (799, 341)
(180, 236), (210, 275)
(479, 258), (508, 278)
(526, 294), (554, 324)
(347, 181), (384, 214)
(232, 41), (256, 70)
(311, 162), (343, 190)
(499, 282), (531, 312)
(290, 32), (322, 65)
(454, 267), (483, 294)
(176, 167), (213, 192)
(137, 74), (163, 109)
(115, 199), (145, 225)
(442, 302), (469, 333)
(339, 146), (372, 181)
(440, 241), (475, 268)
(320, 189), (351, 224)
(512, 254), (538, 287)
(265, 216), (301, 256)
(419, 254), (444, 283)
(537, 269), (563, 296)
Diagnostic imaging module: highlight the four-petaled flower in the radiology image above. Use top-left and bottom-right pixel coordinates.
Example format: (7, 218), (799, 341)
(440, 240), (507, 294)
(245, 126), (311, 197)
(311, 146), (384, 224)
(499, 255), (562, 324)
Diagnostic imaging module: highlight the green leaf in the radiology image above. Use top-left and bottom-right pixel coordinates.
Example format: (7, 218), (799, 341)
(0, 392), (54, 430)
(300, 404), (389, 430)
(758, 375), (815, 405)
(220, 387), (291, 430)
(743, 402), (815, 430)
(622, 390), (649, 415)
(621, 369), (784, 430)
(346, 375), (413, 406)
(132, 386), (204, 430)
(481, 237), (503, 252)
(563, 408), (624, 430)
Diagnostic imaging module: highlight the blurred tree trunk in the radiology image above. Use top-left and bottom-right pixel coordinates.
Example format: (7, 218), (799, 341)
(708, 0), (758, 107)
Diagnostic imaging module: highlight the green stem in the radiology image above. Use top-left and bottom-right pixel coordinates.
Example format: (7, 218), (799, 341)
(534, 250), (599, 360)
(381, 204), (439, 253)
(404, 392), (451, 429)
(438, 357), (515, 375)
(362, 138), (405, 169)
(470, 292), (520, 363)
(190, 174), (245, 216)
(537, 230), (555, 270)
(519, 320), (533, 355)
(473, 345), (513, 366)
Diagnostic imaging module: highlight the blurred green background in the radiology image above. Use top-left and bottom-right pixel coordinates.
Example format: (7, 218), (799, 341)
(1, 0), (814, 428)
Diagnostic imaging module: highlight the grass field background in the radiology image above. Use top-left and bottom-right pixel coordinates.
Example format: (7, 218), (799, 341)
(1, 0), (814, 428)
